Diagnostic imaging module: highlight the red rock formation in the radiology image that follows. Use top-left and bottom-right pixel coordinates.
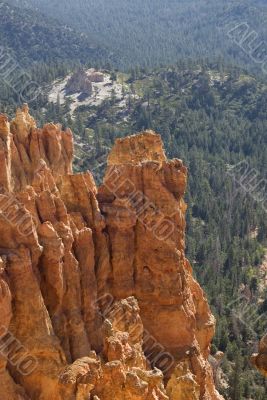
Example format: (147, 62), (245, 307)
(0, 106), (223, 400)
(251, 335), (267, 377)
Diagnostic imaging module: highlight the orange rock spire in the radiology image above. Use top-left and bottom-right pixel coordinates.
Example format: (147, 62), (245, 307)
(0, 107), (223, 400)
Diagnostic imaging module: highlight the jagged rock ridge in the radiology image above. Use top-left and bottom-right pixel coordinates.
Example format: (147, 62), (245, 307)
(0, 106), (223, 400)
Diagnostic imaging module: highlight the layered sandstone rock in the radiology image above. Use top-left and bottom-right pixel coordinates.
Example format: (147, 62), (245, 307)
(0, 106), (223, 400)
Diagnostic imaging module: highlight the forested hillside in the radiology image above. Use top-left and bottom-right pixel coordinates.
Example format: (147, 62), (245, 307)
(0, 1), (113, 111)
(38, 63), (267, 399)
(0, 1), (109, 66)
(6, 0), (267, 72)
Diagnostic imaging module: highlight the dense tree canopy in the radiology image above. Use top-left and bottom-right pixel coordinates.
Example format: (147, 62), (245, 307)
(6, 0), (267, 73)
(0, 1), (109, 66)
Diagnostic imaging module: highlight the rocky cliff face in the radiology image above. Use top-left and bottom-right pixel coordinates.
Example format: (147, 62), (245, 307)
(65, 69), (93, 96)
(0, 106), (223, 400)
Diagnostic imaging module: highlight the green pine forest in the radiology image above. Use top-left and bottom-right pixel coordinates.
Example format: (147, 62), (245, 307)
(5, 0), (267, 73)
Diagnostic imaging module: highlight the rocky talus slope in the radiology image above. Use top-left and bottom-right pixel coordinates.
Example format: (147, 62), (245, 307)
(0, 105), (223, 400)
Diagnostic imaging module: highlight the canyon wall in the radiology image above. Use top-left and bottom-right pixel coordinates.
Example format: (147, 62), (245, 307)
(0, 105), (223, 400)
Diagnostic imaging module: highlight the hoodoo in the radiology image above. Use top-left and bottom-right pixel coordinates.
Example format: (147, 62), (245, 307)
(0, 106), (223, 400)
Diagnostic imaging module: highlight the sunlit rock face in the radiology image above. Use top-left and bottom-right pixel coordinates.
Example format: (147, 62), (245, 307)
(0, 106), (223, 400)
